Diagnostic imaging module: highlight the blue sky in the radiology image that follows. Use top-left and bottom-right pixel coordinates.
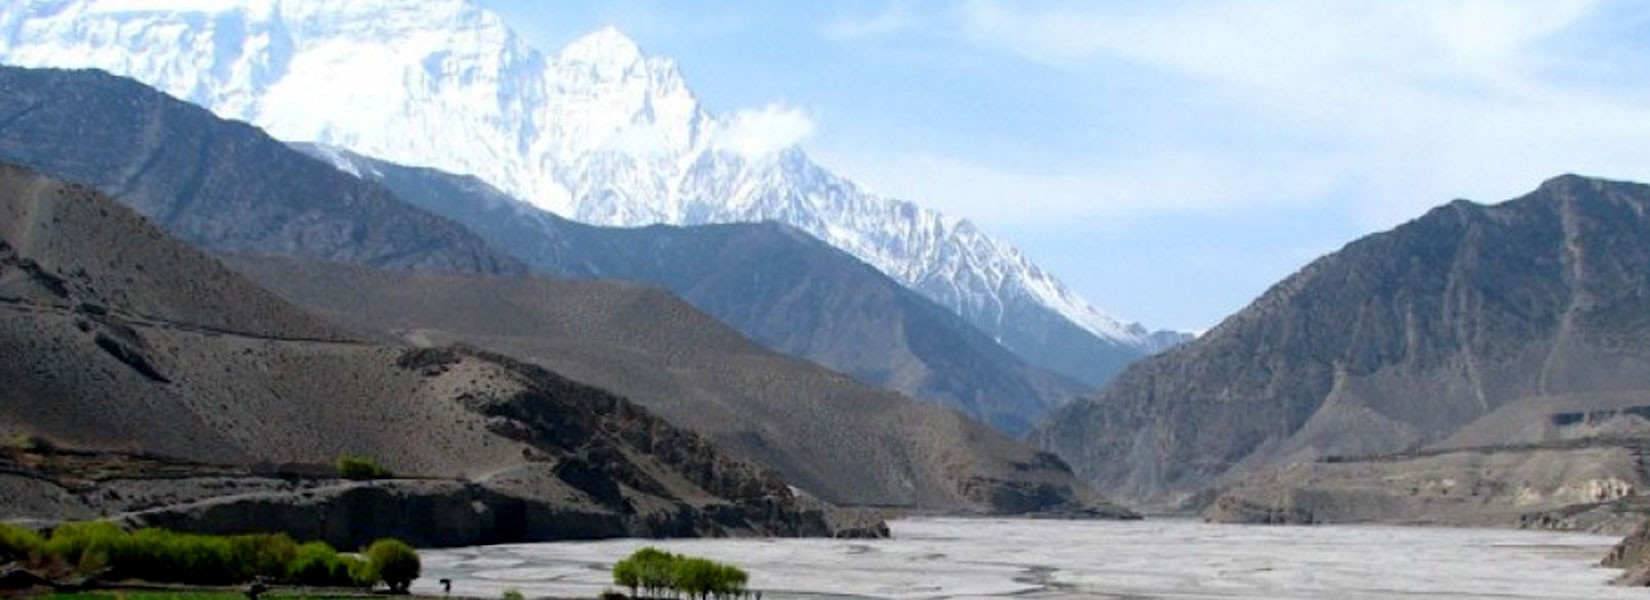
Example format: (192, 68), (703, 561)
(481, 0), (1650, 332)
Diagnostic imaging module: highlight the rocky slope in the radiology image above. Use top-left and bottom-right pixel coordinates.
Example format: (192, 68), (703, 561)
(1032, 175), (1650, 505)
(1605, 516), (1650, 586)
(0, 0), (1185, 385)
(297, 145), (1085, 434)
(0, 65), (523, 275)
(1201, 438), (1650, 534)
(0, 160), (842, 544)
(224, 255), (1135, 518)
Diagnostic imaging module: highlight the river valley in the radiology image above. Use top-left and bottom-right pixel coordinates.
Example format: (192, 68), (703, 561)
(418, 518), (1637, 599)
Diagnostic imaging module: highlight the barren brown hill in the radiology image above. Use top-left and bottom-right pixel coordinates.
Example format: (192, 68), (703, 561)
(1032, 175), (1650, 506)
(0, 161), (841, 544)
(225, 256), (1132, 517)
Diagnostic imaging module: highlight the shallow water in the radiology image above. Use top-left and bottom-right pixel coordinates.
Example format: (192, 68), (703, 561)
(416, 518), (1636, 599)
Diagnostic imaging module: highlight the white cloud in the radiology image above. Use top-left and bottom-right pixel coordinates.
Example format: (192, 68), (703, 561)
(711, 102), (817, 159)
(946, 0), (1650, 228)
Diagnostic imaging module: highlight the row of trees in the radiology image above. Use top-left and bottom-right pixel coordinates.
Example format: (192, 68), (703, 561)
(612, 547), (749, 600)
(0, 521), (420, 592)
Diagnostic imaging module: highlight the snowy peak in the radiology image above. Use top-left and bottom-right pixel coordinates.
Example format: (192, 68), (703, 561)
(545, 26), (704, 162)
(558, 25), (644, 70)
(0, 0), (1181, 384)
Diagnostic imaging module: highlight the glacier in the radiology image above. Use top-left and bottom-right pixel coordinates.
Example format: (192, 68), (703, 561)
(0, 0), (1185, 383)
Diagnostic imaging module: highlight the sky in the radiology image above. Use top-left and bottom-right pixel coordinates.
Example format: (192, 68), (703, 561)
(480, 0), (1650, 332)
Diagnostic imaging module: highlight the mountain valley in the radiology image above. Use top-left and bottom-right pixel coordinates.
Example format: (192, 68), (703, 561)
(2, 0), (1650, 592)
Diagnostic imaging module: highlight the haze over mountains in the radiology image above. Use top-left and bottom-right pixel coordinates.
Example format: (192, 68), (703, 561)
(0, 0), (1186, 386)
(0, 64), (1121, 519)
(0, 60), (1081, 434)
(297, 145), (1086, 434)
(1033, 175), (1650, 509)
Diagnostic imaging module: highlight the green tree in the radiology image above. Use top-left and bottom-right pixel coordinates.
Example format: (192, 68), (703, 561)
(613, 556), (640, 597)
(630, 547), (676, 598)
(671, 557), (717, 599)
(611, 548), (748, 599)
(712, 563), (748, 599)
(364, 538), (421, 593)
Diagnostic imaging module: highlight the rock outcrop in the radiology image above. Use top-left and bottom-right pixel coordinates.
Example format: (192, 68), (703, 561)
(1605, 517), (1650, 585)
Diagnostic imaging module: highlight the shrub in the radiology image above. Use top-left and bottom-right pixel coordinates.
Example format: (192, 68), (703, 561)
(0, 522), (45, 562)
(341, 554), (375, 587)
(43, 521), (125, 569)
(336, 455), (393, 480)
(346, 553), (378, 587)
(364, 538), (420, 593)
(287, 541), (361, 587)
(230, 533), (299, 580)
(20, 521), (374, 588)
(503, 589), (526, 600)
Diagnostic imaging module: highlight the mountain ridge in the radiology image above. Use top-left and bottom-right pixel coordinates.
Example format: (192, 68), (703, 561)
(224, 254), (1132, 516)
(0, 0), (1186, 385)
(0, 65), (526, 276)
(297, 143), (1087, 434)
(0, 63), (1126, 517)
(1030, 174), (1650, 504)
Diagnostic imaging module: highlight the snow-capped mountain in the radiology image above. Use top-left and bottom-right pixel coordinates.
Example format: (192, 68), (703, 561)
(0, 0), (1184, 383)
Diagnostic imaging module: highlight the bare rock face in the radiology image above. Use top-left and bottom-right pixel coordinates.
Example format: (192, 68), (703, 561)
(1032, 175), (1650, 506)
(0, 161), (845, 543)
